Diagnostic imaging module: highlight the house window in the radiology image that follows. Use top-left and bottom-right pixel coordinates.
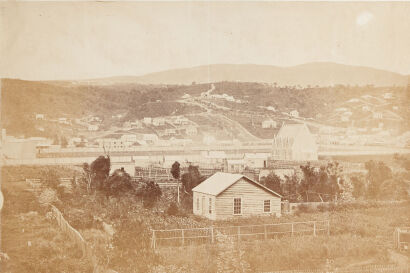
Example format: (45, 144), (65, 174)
(233, 198), (241, 215)
(196, 197), (200, 211)
(209, 198), (212, 214)
(264, 200), (271, 213)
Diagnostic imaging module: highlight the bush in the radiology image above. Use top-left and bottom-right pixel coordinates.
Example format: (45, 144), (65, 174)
(166, 202), (179, 216)
(138, 181), (162, 208)
(110, 218), (159, 272)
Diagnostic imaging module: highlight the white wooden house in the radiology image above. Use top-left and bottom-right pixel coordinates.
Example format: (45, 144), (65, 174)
(192, 172), (282, 220)
(262, 118), (277, 129)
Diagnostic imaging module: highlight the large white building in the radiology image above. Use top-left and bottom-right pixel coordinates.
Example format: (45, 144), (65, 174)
(272, 123), (318, 161)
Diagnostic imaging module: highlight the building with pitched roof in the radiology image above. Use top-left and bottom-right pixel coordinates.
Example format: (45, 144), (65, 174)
(272, 123), (318, 161)
(192, 172), (281, 220)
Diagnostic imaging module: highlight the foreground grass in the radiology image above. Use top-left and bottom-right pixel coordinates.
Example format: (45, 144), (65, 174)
(157, 204), (409, 272)
(1, 180), (93, 273)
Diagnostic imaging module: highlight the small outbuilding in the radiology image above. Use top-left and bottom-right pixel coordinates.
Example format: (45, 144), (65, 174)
(192, 172), (282, 220)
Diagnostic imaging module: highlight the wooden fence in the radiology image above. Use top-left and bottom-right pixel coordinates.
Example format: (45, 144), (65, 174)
(394, 227), (410, 252)
(51, 205), (113, 273)
(266, 264), (409, 273)
(151, 220), (330, 249)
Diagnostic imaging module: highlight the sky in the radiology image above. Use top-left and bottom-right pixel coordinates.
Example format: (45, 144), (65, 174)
(1, 1), (410, 80)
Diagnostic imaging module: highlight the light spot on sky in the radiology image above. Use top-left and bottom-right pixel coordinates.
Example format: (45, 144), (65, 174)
(356, 11), (374, 26)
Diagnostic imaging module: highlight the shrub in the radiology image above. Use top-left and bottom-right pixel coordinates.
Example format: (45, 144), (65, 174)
(110, 218), (159, 272)
(166, 202), (179, 216)
(138, 181), (162, 208)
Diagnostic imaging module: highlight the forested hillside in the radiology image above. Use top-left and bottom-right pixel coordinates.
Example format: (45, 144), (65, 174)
(1, 79), (207, 136)
(1, 78), (408, 137)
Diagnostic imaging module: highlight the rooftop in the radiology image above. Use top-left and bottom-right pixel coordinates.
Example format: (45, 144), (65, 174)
(192, 172), (282, 197)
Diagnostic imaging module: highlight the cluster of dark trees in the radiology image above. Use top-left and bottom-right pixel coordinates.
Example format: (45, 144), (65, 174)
(351, 160), (409, 201)
(169, 162), (206, 213)
(80, 155), (162, 207)
(260, 160), (409, 203)
(260, 162), (344, 202)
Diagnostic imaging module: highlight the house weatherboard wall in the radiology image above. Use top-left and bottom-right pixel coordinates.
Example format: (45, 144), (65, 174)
(192, 172), (282, 220)
(272, 123), (318, 161)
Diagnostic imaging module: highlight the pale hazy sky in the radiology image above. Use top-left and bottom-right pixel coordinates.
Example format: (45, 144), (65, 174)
(1, 1), (410, 80)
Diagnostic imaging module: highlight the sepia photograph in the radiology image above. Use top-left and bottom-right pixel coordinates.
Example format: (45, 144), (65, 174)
(0, 1), (409, 272)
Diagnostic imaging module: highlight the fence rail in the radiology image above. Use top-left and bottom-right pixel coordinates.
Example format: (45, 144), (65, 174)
(266, 264), (409, 273)
(152, 220), (330, 249)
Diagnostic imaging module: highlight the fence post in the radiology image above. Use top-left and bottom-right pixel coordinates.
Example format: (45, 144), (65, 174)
(237, 226), (241, 242)
(264, 225), (267, 240)
(181, 229), (185, 246)
(211, 227), (214, 243)
(313, 222), (316, 236)
(327, 220), (330, 236)
(291, 223), (294, 236)
(152, 230), (156, 249)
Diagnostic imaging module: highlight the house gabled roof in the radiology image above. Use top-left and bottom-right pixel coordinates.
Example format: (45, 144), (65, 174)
(276, 123), (309, 139)
(192, 172), (282, 198)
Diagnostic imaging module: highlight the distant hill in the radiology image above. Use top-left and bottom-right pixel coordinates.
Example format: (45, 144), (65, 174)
(81, 63), (409, 87)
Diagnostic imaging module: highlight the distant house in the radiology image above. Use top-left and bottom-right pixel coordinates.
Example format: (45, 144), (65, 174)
(152, 117), (166, 126)
(58, 117), (69, 124)
(372, 112), (383, 119)
(88, 124), (99, 131)
(142, 133), (158, 144)
(173, 116), (189, 125)
(262, 118), (277, 129)
(97, 135), (131, 150)
(192, 172), (282, 220)
(244, 153), (269, 169)
(201, 150), (227, 164)
(289, 110), (299, 118)
(181, 93), (191, 99)
(184, 126), (198, 136)
(35, 114), (45, 120)
(121, 134), (137, 143)
(143, 117), (152, 125)
(383, 93), (393, 99)
(223, 159), (245, 173)
(272, 123), (318, 161)
(130, 120), (143, 129)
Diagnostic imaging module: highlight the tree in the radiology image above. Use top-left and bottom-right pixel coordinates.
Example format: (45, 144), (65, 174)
(351, 176), (365, 199)
(103, 168), (133, 197)
(138, 181), (162, 208)
(261, 173), (282, 194)
(90, 155), (111, 191)
(365, 161), (392, 199)
(82, 163), (94, 193)
(171, 161), (181, 203)
(181, 165), (204, 194)
(282, 174), (300, 202)
(299, 163), (318, 202)
(170, 161), (180, 180)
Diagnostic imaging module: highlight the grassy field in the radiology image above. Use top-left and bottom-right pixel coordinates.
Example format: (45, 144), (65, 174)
(1, 179), (93, 273)
(156, 203), (409, 272)
(2, 166), (408, 272)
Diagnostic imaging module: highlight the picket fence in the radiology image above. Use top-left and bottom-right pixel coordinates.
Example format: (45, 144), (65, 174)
(152, 220), (330, 249)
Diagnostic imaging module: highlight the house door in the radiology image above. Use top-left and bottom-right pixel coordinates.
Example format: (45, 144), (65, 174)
(202, 196), (205, 215)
